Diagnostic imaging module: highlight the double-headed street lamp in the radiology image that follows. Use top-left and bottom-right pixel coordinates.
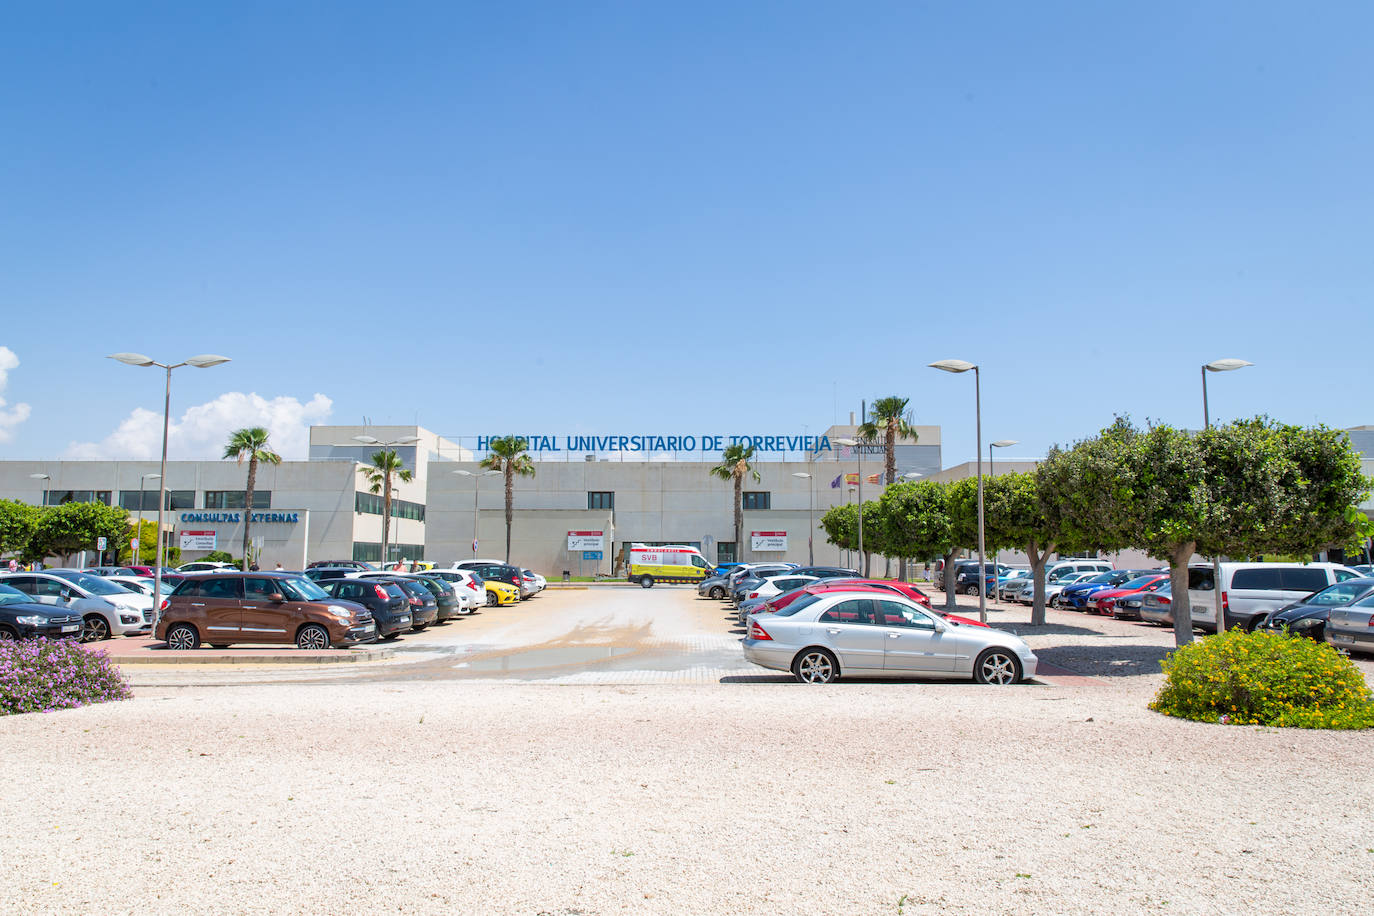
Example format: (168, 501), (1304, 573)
(109, 353), (230, 635)
(453, 468), (501, 556)
(1202, 358), (1252, 633)
(134, 473), (160, 565)
(791, 471), (815, 565)
(929, 359), (988, 623)
(353, 434), (421, 566)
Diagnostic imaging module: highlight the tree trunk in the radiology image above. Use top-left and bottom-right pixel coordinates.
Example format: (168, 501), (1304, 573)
(943, 550), (959, 611)
(382, 473), (392, 566)
(241, 456), (257, 571)
(1169, 542), (1197, 647)
(733, 474), (743, 561)
(504, 464), (514, 563)
(1027, 537), (1056, 626)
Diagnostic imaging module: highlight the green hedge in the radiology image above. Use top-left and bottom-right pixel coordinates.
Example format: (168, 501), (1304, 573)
(1150, 628), (1374, 729)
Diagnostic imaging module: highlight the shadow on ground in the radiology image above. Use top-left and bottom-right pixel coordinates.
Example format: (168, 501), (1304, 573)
(1032, 643), (1171, 678)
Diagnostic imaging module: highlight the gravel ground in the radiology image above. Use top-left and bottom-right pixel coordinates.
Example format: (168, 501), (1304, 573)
(3, 677), (1372, 915)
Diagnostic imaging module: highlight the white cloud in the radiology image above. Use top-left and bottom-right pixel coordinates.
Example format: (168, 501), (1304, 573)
(66, 392), (333, 460)
(0, 346), (32, 443)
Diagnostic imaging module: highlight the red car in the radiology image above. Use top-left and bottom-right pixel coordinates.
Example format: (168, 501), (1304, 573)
(1089, 574), (1168, 617)
(752, 581), (987, 628)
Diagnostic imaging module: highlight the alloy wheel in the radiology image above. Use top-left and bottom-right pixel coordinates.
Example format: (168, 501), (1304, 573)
(83, 615), (110, 642)
(296, 624), (330, 650)
(794, 650), (837, 684)
(975, 650), (1019, 685)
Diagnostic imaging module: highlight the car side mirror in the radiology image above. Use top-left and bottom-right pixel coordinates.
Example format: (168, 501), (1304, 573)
(269, 592), (285, 603)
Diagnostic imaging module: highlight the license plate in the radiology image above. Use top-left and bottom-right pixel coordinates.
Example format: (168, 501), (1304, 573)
(61, 625), (79, 633)
(1331, 634), (1353, 643)
(364, 625), (374, 632)
(398, 616), (411, 624)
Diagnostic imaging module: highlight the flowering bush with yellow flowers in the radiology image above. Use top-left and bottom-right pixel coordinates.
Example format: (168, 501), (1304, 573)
(1150, 628), (1374, 729)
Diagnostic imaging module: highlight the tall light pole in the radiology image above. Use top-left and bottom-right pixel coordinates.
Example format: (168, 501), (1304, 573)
(835, 438), (865, 575)
(108, 353), (230, 635)
(29, 473), (50, 508)
(1202, 358), (1252, 633)
(134, 473), (160, 565)
(930, 359), (987, 623)
(791, 472), (814, 565)
(453, 469), (500, 557)
(988, 440), (1018, 603)
(353, 434), (421, 567)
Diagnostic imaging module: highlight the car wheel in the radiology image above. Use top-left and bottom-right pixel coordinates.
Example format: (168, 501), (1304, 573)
(296, 624), (330, 650)
(793, 648), (839, 684)
(412, 623), (429, 632)
(166, 623), (200, 651)
(709, 586), (725, 599)
(964, 584), (980, 597)
(1048, 595), (1059, 608)
(82, 614), (111, 642)
(0, 626), (16, 641)
(382, 632), (400, 641)
(641, 576), (654, 588)
(486, 591), (498, 607)
(973, 648), (1022, 685)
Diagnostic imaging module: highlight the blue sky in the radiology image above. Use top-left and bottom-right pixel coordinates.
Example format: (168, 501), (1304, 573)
(2, 2), (1372, 464)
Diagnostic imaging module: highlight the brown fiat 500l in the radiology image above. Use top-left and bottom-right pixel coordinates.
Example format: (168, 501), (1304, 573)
(155, 573), (375, 650)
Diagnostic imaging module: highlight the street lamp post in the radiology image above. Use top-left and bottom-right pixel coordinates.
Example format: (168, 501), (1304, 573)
(134, 473), (160, 565)
(791, 472), (814, 565)
(108, 353), (230, 636)
(453, 469), (500, 557)
(353, 434), (421, 567)
(988, 440), (1018, 604)
(1202, 358), (1252, 633)
(835, 438), (865, 575)
(929, 359), (988, 623)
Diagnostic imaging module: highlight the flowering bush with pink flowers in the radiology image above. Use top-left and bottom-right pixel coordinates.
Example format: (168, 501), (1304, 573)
(0, 638), (132, 716)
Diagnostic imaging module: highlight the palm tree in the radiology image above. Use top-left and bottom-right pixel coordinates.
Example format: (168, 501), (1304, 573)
(358, 450), (414, 567)
(709, 443), (761, 562)
(859, 395), (918, 577)
(223, 427), (281, 571)
(479, 436), (536, 563)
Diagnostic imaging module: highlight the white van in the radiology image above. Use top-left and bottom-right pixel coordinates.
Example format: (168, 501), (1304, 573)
(1046, 559), (1113, 583)
(1187, 562), (1363, 631)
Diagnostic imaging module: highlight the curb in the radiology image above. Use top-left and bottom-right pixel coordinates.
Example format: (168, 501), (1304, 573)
(102, 646), (396, 666)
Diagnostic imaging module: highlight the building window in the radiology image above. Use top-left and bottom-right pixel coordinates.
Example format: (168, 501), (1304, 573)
(43, 490), (112, 506)
(354, 492), (425, 522)
(166, 490), (195, 510)
(119, 491), (159, 511)
(205, 490), (273, 509)
(742, 491), (771, 511)
(716, 542), (736, 564)
(352, 542), (426, 563)
(587, 491), (615, 510)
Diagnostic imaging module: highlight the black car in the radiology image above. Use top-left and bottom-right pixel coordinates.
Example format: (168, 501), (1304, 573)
(0, 583), (85, 640)
(386, 574), (462, 622)
(1258, 578), (1374, 642)
(304, 566), (364, 583)
(320, 578), (413, 640)
(306, 560), (374, 570)
(788, 566), (859, 580)
(384, 578), (438, 630)
(953, 562), (1010, 597)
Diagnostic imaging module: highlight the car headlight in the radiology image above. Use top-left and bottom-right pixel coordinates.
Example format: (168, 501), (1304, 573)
(15, 615), (45, 625)
(1292, 618), (1322, 630)
(1122, 599), (1141, 608)
(327, 605), (352, 620)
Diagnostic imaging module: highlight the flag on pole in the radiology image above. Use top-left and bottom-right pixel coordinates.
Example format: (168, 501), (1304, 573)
(829, 474), (842, 489)
(866, 472), (882, 485)
(844, 472), (859, 485)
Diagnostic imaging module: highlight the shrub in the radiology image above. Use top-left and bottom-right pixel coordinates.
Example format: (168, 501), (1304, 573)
(1150, 628), (1374, 729)
(0, 638), (132, 716)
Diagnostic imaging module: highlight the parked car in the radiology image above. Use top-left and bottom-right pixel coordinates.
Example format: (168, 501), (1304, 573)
(177, 561), (237, 573)
(742, 590), (1036, 684)
(1347, 564), (1374, 577)
(1187, 562), (1363, 632)
(0, 583), (85, 640)
(735, 575), (822, 622)
(319, 578), (413, 639)
(746, 581), (983, 628)
(156, 572), (375, 649)
(82, 566), (137, 577)
(123, 565), (155, 577)
(106, 575), (155, 596)
(997, 574), (1032, 603)
(481, 578), (520, 607)
(1091, 574), (1169, 618)
(302, 566), (366, 583)
(1138, 583), (1174, 626)
(1258, 578), (1374, 642)
(521, 569), (547, 594)
(454, 561), (527, 597)
(0, 570), (153, 641)
(1058, 570), (1152, 611)
(306, 560), (375, 570)
(418, 569), (486, 611)
(1045, 559), (1114, 584)
(697, 574), (732, 600)
(390, 574), (462, 622)
(1044, 571), (1099, 607)
(381, 578), (439, 630)
(1326, 584), (1374, 655)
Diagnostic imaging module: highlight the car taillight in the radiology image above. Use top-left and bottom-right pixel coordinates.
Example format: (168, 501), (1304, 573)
(159, 598), (170, 611)
(748, 621), (772, 640)
(1221, 591), (1229, 611)
(374, 585), (390, 601)
(748, 592), (759, 599)
(409, 597), (421, 606)
(1159, 596), (1171, 605)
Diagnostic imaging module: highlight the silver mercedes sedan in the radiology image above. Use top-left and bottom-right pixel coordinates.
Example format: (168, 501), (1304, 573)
(742, 590), (1037, 684)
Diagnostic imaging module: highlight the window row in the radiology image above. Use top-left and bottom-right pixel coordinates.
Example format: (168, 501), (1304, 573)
(41, 490), (274, 511)
(354, 492), (426, 521)
(351, 541), (426, 563)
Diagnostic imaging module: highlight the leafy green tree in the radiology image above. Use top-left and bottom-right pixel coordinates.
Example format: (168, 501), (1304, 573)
(942, 477), (984, 609)
(117, 518), (181, 567)
(879, 480), (957, 605)
(30, 502), (131, 565)
(359, 450), (415, 566)
(0, 499), (39, 562)
(985, 471), (1079, 625)
(709, 443), (760, 562)
(820, 503), (858, 555)
(859, 396), (918, 577)
(480, 436), (537, 563)
(223, 427), (282, 571)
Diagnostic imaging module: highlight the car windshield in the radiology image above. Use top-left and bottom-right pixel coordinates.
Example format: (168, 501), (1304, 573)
(0, 584), (33, 606)
(280, 578), (329, 601)
(772, 592), (823, 617)
(1083, 572), (1114, 584)
(49, 571), (127, 595)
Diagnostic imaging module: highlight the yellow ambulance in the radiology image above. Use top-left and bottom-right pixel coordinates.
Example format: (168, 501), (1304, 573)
(626, 544), (715, 588)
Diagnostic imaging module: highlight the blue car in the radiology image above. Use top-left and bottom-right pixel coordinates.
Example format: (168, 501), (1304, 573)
(1057, 569), (1148, 610)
